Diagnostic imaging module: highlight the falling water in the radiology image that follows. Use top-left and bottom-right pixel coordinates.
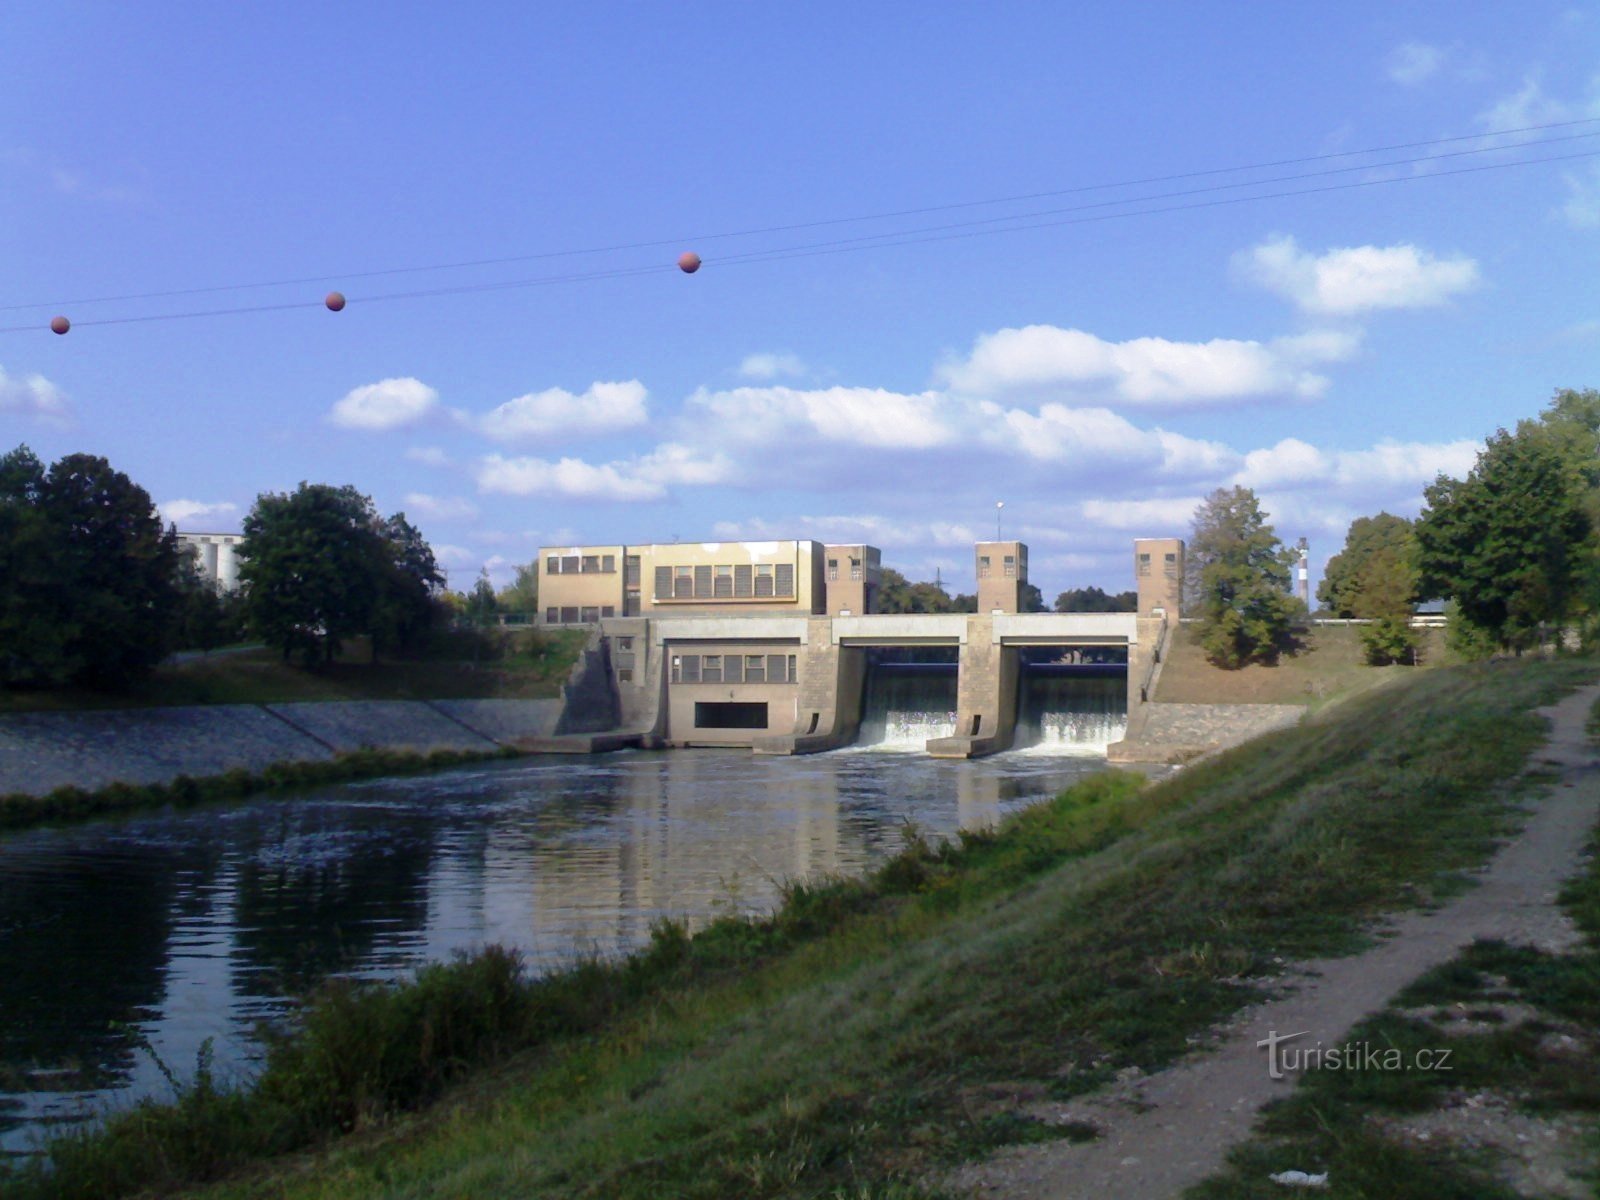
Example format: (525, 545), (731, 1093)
(854, 665), (958, 750)
(1013, 671), (1127, 755)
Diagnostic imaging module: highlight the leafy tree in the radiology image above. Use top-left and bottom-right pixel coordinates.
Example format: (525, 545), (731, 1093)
(174, 544), (246, 653)
(876, 568), (963, 613)
(1417, 426), (1589, 654)
(239, 483), (385, 666)
(466, 569), (500, 628)
(496, 561), (539, 615)
(370, 513), (444, 662)
(1019, 582), (1047, 613)
(1, 448), (182, 687)
(1054, 586), (1138, 613)
(1188, 486), (1300, 668)
(950, 592), (978, 613)
(1318, 514), (1419, 618)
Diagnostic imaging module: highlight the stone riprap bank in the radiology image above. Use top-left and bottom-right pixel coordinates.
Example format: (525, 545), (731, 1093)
(0, 699), (561, 798)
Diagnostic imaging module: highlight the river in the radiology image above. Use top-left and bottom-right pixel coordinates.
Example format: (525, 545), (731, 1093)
(0, 737), (1127, 1158)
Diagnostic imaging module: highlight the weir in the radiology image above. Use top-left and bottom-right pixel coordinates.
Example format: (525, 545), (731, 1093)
(854, 652), (959, 750)
(1012, 662), (1129, 755)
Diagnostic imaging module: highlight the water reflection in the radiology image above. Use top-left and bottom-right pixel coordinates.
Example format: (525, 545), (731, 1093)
(0, 748), (1110, 1155)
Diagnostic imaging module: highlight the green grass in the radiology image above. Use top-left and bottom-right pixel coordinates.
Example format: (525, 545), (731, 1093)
(0, 629), (588, 712)
(2, 656), (1592, 1200)
(1155, 622), (1459, 710)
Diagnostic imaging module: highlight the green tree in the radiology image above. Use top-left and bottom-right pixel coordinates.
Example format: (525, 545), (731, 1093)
(466, 568), (500, 628)
(1189, 486), (1300, 669)
(1318, 513), (1419, 618)
(239, 483), (386, 666)
(496, 561), (539, 616)
(1417, 426), (1589, 654)
(369, 513), (444, 662)
(1018, 582), (1046, 612)
(1054, 586), (1138, 613)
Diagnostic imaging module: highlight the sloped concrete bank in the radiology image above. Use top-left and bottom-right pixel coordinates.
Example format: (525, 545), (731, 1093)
(0, 698), (562, 799)
(1108, 701), (1303, 763)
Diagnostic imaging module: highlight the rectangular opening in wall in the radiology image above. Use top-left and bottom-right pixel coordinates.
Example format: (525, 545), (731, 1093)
(714, 564), (733, 597)
(702, 654), (722, 683)
(694, 701), (769, 730)
(562, 555), (580, 574)
(560, 606), (579, 624)
(734, 563), (753, 597)
(694, 564), (713, 598)
(978, 556), (991, 578)
(580, 606), (599, 624)
(654, 566), (672, 600)
(724, 655), (743, 683)
(674, 565), (693, 598)
(624, 556), (641, 586)
(775, 562), (794, 597)
(755, 564), (775, 597)
(581, 555), (600, 573)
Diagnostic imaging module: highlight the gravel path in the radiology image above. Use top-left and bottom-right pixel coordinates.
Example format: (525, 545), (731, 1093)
(947, 683), (1600, 1200)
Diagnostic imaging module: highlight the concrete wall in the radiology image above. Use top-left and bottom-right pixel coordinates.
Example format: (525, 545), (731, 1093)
(753, 617), (867, 755)
(928, 615), (1021, 758)
(661, 641), (802, 746)
(0, 699), (561, 799)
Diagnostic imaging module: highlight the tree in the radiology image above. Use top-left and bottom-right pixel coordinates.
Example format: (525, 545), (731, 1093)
(496, 561), (539, 615)
(875, 568), (961, 613)
(239, 483), (386, 666)
(1318, 514), (1419, 618)
(1416, 426), (1589, 654)
(1054, 586), (1138, 613)
(0, 446), (71, 686)
(1019, 582), (1047, 613)
(1188, 486), (1300, 668)
(174, 541), (246, 654)
(369, 512), (444, 662)
(465, 568), (500, 629)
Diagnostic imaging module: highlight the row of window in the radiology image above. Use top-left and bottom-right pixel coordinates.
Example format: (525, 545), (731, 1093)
(669, 653), (798, 684)
(1137, 551), (1180, 577)
(653, 562), (795, 601)
(826, 558), (864, 582)
(547, 554), (617, 575)
(546, 605), (616, 625)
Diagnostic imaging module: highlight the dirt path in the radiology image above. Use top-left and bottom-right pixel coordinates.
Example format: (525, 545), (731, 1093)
(948, 683), (1600, 1200)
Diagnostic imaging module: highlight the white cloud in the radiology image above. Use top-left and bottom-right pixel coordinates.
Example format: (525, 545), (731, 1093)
(712, 514), (979, 548)
(159, 499), (239, 528)
(405, 445), (454, 468)
(402, 492), (478, 520)
(1237, 235), (1479, 315)
(737, 352), (806, 380)
(477, 379), (647, 441)
(432, 543), (478, 568)
(1233, 436), (1481, 492)
(1386, 42), (1444, 86)
(1478, 77), (1576, 136)
(329, 377), (440, 431)
(630, 442), (736, 487)
(0, 364), (69, 423)
(690, 385), (954, 448)
(938, 324), (1352, 406)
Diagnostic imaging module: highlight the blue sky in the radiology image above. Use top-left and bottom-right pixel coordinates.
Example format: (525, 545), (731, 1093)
(3, 3), (1597, 598)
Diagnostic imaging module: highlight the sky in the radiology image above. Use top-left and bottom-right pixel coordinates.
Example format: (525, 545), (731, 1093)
(2, 4), (1598, 600)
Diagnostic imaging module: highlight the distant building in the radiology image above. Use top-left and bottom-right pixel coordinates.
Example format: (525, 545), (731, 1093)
(176, 531), (242, 591)
(1133, 538), (1184, 618)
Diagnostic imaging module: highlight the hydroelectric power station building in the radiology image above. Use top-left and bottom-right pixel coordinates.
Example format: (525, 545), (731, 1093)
(536, 537), (1184, 759)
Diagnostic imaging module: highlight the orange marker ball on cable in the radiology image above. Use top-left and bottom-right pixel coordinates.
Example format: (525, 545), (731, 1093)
(50, 315), (70, 335)
(677, 252), (701, 274)
(325, 291), (346, 312)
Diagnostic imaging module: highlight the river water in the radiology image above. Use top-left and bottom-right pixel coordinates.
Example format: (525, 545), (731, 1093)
(0, 740), (1124, 1158)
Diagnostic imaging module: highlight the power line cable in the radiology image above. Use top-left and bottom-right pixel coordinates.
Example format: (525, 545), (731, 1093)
(3, 140), (1594, 334)
(4, 115), (1596, 314)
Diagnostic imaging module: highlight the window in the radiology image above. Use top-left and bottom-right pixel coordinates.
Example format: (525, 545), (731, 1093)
(546, 556), (560, 574)
(714, 564), (733, 598)
(788, 654), (797, 682)
(560, 606), (579, 624)
(744, 654), (766, 682)
(702, 654), (722, 683)
(674, 565), (693, 598)
(1138, 552), (1151, 577)
(602, 554), (615, 573)
(670, 654), (702, 683)
(581, 555), (600, 573)
(827, 558), (839, 581)
(624, 555), (641, 586)
(618, 669), (633, 683)
(775, 562), (794, 597)
(850, 557), (862, 581)
(601, 606), (615, 618)
(734, 564), (754, 597)
(618, 636), (634, 651)
(654, 565), (672, 599)
(546, 607), (558, 624)
(624, 594), (640, 616)
(724, 654), (743, 683)
(580, 606), (599, 624)
(561, 555), (579, 575)
(1004, 555), (1016, 578)
(978, 556), (991, 578)
(767, 654), (787, 683)
(755, 564), (774, 597)
(694, 564), (713, 598)
(1165, 552), (1176, 563)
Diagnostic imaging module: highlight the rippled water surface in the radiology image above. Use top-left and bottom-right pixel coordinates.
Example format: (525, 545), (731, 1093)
(0, 747), (1116, 1155)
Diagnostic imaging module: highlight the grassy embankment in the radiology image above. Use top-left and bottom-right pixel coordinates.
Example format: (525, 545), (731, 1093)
(1154, 621), (1457, 711)
(2, 654), (1593, 1200)
(0, 629), (587, 830)
(1189, 695), (1600, 1200)
(0, 628), (588, 713)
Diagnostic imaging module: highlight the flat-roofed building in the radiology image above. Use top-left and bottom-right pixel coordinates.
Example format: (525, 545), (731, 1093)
(1133, 538), (1184, 617)
(822, 544), (881, 616)
(540, 540), (840, 626)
